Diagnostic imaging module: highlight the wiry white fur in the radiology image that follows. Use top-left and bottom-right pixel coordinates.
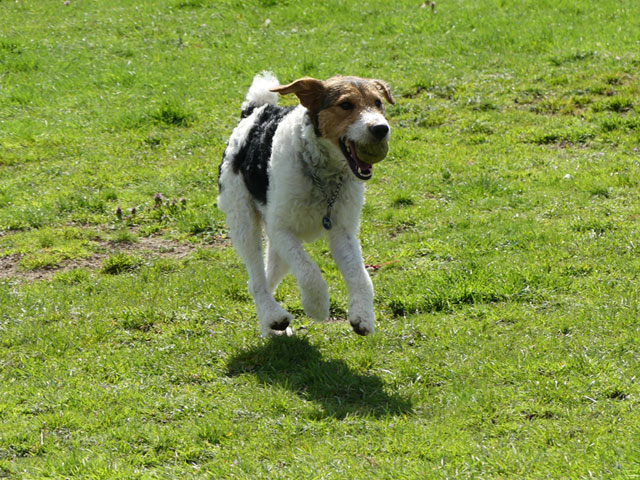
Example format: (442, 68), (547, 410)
(241, 71), (279, 112)
(347, 109), (390, 144)
(218, 72), (381, 337)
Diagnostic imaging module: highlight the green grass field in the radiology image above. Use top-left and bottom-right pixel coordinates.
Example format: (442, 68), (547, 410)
(2, 0), (640, 478)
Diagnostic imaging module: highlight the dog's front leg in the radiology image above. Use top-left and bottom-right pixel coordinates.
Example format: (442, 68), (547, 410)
(328, 229), (375, 335)
(267, 228), (330, 322)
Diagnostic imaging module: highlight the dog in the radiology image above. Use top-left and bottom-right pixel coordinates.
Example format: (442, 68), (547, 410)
(217, 72), (394, 337)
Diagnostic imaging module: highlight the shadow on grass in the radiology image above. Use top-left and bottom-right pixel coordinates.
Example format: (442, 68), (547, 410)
(226, 335), (412, 419)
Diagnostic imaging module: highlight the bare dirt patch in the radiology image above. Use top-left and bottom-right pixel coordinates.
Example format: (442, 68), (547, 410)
(0, 235), (229, 282)
(0, 253), (23, 280)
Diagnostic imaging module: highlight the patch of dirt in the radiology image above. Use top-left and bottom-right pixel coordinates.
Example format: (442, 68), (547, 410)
(0, 253), (23, 280)
(0, 235), (229, 282)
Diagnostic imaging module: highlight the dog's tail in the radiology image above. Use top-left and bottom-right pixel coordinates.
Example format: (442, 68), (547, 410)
(241, 71), (280, 118)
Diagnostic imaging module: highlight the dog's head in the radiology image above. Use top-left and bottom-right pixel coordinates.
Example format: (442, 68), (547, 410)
(271, 75), (394, 181)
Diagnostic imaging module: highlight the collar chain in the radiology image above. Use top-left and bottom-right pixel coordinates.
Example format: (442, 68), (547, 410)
(307, 170), (344, 230)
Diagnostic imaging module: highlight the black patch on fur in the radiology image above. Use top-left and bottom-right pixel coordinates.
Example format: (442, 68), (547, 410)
(241, 105), (255, 119)
(308, 111), (322, 137)
(230, 104), (295, 204)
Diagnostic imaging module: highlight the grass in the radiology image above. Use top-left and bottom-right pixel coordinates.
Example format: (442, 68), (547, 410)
(1, 0), (640, 478)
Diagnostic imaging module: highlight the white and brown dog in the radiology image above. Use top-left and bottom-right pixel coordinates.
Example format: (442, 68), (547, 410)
(218, 72), (394, 337)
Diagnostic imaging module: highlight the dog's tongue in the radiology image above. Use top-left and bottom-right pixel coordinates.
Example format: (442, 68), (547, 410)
(349, 141), (372, 172)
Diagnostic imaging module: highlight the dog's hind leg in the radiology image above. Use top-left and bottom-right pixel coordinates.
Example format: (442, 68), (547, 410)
(224, 201), (293, 337)
(266, 228), (330, 322)
(265, 238), (290, 294)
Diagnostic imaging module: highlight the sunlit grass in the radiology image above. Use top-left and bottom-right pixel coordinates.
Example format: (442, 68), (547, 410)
(1, 0), (639, 478)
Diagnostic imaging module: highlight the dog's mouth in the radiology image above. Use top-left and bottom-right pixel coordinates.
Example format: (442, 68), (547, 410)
(340, 138), (373, 181)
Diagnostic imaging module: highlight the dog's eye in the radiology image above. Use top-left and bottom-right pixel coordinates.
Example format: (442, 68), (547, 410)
(375, 99), (383, 109)
(339, 101), (354, 111)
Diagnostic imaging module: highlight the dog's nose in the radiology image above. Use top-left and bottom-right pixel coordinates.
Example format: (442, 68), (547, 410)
(369, 124), (389, 140)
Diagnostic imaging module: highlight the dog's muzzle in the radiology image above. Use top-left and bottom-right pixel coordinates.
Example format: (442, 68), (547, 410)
(340, 130), (390, 181)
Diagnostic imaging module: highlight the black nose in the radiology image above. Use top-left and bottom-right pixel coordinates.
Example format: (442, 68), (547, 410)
(369, 124), (389, 140)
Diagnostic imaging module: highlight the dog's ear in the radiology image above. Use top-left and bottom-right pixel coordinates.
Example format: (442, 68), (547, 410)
(371, 79), (395, 105)
(270, 77), (326, 111)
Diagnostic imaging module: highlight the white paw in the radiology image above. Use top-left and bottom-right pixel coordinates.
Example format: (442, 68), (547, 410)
(260, 325), (294, 338)
(258, 303), (294, 337)
(348, 306), (375, 336)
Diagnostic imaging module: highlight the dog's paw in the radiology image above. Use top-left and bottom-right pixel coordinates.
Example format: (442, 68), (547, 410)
(260, 318), (294, 337)
(270, 317), (291, 331)
(348, 307), (375, 336)
(349, 316), (375, 336)
(259, 305), (294, 337)
(261, 325), (294, 337)
(300, 278), (330, 322)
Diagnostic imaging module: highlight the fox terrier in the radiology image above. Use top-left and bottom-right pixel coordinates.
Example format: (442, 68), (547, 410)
(217, 72), (394, 337)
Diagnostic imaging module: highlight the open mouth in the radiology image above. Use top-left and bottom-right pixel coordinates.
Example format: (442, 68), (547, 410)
(340, 138), (373, 181)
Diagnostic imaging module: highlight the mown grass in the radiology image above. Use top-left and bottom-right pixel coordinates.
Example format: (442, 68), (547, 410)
(1, 0), (640, 478)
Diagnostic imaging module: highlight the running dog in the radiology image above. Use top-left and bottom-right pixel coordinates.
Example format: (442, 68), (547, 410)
(217, 72), (393, 336)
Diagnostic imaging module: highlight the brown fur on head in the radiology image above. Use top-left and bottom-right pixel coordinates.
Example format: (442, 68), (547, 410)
(270, 75), (394, 146)
(271, 75), (393, 180)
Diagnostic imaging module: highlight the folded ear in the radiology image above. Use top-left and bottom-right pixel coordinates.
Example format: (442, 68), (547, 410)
(270, 77), (326, 111)
(371, 79), (395, 105)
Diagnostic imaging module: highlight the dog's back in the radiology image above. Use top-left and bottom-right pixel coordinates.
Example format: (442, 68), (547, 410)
(219, 72), (295, 205)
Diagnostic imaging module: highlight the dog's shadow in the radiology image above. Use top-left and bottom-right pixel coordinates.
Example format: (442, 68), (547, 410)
(226, 335), (412, 419)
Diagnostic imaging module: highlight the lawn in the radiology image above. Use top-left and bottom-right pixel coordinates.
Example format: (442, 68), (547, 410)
(1, 0), (639, 478)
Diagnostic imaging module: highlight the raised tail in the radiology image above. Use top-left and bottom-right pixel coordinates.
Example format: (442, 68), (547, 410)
(240, 71), (280, 118)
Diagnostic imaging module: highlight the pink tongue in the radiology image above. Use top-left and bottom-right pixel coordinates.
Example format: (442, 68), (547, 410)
(349, 141), (372, 170)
